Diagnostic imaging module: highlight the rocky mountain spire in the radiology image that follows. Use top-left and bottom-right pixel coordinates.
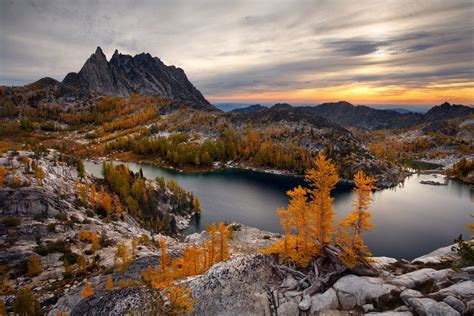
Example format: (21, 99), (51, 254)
(75, 47), (117, 95)
(61, 47), (210, 105)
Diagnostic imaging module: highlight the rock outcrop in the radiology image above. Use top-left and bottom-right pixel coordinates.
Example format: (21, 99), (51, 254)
(189, 253), (275, 316)
(333, 275), (398, 310)
(0, 187), (72, 218)
(70, 287), (156, 316)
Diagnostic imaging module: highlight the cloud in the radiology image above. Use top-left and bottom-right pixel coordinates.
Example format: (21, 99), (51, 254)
(0, 0), (473, 104)
(324, 39), (394, 56)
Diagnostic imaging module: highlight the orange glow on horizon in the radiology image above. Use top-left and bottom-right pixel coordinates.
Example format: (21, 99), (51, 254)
(207, 82), (474, 106)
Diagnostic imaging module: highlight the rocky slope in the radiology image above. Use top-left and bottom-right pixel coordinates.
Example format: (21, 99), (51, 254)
(61, 47), (211, 106)
(50, 224), (474, 316)
(226, 108), (405, 187)
(0, 150), (199, 314)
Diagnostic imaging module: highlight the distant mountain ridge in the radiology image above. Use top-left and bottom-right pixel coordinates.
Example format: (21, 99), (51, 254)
(230, 104), (266, 113)
(61, 47), (210, 105)
(231, 101), (473, 129)
(384, 108), (424, 114)
(302, 101), (422, 129)
(306, 101), (474, 129)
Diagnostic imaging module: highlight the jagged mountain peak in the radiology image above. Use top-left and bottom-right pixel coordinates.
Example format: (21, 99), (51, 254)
(94, 46), (105, 56)
(423, 101), (473, 122)
(61, 47), (211, 106)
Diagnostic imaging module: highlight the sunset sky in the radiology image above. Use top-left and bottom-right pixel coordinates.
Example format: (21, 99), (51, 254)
(1, 0), (473, 107)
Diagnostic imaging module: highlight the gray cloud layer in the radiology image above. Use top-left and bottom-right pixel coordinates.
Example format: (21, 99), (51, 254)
(0, 0), (473, 103)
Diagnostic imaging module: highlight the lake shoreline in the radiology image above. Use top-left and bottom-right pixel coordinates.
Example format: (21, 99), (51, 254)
(86, 154), (412, 189)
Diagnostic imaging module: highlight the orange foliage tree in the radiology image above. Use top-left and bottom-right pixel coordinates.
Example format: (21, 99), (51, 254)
(113, 195), (123, 219)
(263, 186), (316, 266)
(263, 153), (339, 266)
(0, 167), (8, 186)
(305, 153), (339, 247)
(264, 153), (378, 268)
(81, 279), (94, 298)
(79, 229), (100, 253)
(27, 255), (42, 277)
(34, 165), (45, 186)
(106, 275), (114, 291)
(141, 223), (232, 315)
(337, 171), (377, 267)
(90, 184), (97, 208)
(217, 222), (230, 262)
(97, 186), (113, 217)
(115, 242), (131, 272)
(141, 240), (194, 315)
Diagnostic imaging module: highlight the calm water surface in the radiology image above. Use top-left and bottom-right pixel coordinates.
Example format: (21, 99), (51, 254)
(84, 161), (473, 259)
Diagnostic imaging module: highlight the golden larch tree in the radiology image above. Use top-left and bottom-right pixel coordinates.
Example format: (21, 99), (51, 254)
(337, 170), (377, 267)
(79, 182), (88, 207)
(140, 221), (232, 315)
(106, 275), (114, 291)
(165, 284), (195, 315)
(101, 189), (113, 217)
(90, 184), (97, 209)
(27, 255), (42, 277)
(289, 186), (314, 264)
(207, 224), (217, 266)
(263, 152), (340, 266)
(218, 222), (230, 262)
(0, 167), (8, 186)
(188, 244), (202, 275)
(77, 255), (87, 273)
(79, 229), (100, 253)
(305, 153), (339, 247)
(0, 299), (6, 316)
(262, 186), (315, 266)
(81, 279), (94, 298)
(115, 242), (131, 271)
(131, 238), (138, 256)
(90, 231), (100, 253)
(34, 166), (45, 186)
(159, 239), (169, 276)
(119, 279), (126, 289)
(113, 195), (123, 219)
